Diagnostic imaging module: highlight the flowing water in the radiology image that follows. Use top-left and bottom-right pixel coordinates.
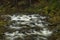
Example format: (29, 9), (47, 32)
(1, 14), (53, 40)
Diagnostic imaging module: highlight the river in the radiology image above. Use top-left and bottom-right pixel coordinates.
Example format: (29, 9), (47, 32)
(1, 14), (53, 40)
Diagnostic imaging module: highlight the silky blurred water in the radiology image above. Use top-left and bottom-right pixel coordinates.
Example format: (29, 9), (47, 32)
(2, 14), (53, 40)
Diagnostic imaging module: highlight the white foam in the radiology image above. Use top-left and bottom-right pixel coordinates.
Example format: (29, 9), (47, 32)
(9, 25), (22, 30)
(4, 14), (52, 40)
(40, 16), (46, 19)
(41, 28), (52, 36)
(5, 31), (25, 40)
(10, 15), (21, 21)
(35, 23), (45, 27)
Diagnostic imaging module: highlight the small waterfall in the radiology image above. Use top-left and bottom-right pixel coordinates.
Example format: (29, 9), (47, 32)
(2, 14), (53, 40)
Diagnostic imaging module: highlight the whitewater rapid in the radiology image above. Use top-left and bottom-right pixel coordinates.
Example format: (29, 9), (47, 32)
(2, 14), (53, 40)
